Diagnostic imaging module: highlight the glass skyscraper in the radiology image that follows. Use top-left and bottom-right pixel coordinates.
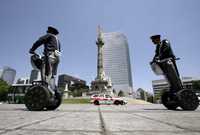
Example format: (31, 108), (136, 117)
(102, 32), (133, 95)
(0, 66), (16, 85)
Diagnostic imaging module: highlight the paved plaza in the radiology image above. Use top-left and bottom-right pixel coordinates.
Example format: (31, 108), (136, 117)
(0, 104), (200, 135)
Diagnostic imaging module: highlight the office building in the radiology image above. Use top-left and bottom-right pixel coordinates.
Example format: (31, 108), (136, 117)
(29, 69), (39, 83)
(58, 74), (88, 98)
(102, 32), (133, 95)
(0, 66), (16, 85)
(58, 74), (86, 89)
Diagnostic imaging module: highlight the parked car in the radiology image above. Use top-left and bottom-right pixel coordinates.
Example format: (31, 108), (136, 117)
(90, 94), (127, 105)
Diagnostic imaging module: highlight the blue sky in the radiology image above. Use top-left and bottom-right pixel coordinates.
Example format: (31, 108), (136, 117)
(0, 0), (200, 93)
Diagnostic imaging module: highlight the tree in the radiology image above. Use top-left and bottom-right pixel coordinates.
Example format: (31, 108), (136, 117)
(153, 89), (167, 103)
(68, 83), (89, 97)
(137, 88), (147, 101)
(192, 81), (200, 90)
(118, 90), (125, 97)
(0, 79), (10, 102)
(191, 80), (200, 94)
(147, 93), (154, 103)
(137, 88), (154, 102)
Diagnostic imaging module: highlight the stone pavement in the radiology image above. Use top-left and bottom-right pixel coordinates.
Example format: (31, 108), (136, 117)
(0, 104), (200, 135)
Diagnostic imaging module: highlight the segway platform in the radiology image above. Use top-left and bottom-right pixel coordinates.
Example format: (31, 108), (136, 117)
(151, 58), (199, 111)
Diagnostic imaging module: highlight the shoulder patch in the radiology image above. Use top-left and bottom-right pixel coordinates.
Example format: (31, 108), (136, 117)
(162, 39), (170, 46)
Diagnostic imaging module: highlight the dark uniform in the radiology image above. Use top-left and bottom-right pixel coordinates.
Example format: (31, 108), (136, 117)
(30, 34), (61, 55)
(29, 26), (61, 92)
(153, 39), (180, 75)
(30, 33), (61, 76)
(153, 39), (182, 91)
(153, 39), (175, 61)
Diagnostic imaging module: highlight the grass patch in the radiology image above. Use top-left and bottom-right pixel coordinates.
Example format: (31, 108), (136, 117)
(62, 98), (90, 104)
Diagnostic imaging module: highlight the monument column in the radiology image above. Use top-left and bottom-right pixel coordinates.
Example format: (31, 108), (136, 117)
(96, 26), (105, 81)
(90, 26), (113, 95)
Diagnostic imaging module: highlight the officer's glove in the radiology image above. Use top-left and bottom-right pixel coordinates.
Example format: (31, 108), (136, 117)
(154, 57), (160, 63)
(29, 49), (35, 54)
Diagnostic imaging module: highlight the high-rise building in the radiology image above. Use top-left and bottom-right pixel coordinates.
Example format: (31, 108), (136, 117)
(0, 66), (16, 85)
(102, 32), (133, 95)
(0, 70), (2, 78)
(29, 69), (39, 83)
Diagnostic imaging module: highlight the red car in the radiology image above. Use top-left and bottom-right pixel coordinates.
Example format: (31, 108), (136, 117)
(90, 94), (127, 105)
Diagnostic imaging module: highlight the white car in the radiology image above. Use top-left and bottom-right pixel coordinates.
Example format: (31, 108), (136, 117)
(90, 94), (127, 105)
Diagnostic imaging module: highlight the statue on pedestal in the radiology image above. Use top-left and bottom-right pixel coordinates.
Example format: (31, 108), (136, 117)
(91, 26), (113, 95)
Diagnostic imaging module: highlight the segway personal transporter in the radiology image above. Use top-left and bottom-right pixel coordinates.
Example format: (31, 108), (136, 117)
(151, 58), (199, 110)
(24, 53), (62, 111)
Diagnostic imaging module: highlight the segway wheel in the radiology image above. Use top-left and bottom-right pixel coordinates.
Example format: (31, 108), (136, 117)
(178, 89), (199, 111)
(46, 91), (62, 110)
(24, 85), (50, 111)
(161, 91), (179, 110)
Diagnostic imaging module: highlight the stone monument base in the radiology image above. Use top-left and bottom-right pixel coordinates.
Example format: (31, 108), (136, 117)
(90, 80), (113, 95)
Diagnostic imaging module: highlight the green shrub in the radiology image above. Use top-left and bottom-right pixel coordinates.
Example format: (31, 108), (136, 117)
(62, 98), (90, 104)
(0, 79), (10, 101)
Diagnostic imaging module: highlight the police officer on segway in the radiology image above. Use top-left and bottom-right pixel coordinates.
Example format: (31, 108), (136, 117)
(150, 35), (199, 110)
(25, 26), (62, 111)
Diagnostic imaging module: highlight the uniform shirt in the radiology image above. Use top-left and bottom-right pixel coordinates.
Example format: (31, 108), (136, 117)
(154, 39), (175, 60)
(30, 33), (61, 54)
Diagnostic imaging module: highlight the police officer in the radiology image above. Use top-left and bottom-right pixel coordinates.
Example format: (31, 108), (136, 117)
(150, 34), (180, 77)
(29, 26), (61, 93)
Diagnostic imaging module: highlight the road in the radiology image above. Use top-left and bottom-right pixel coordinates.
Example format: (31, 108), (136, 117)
(0, 104), (200, 135)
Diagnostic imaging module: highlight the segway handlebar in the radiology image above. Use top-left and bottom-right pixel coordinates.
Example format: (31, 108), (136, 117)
(150, 57), (180, 76)
(151, 57), (180, 64)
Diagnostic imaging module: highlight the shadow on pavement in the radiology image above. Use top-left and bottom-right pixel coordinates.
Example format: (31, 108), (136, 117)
(143, 108), (182, 111)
